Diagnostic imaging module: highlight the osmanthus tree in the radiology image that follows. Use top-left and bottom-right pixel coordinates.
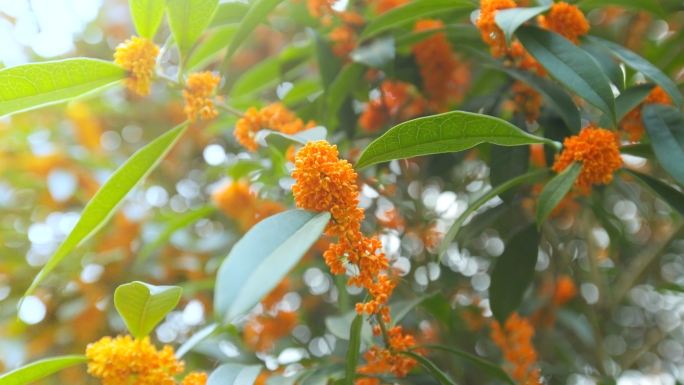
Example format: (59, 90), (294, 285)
(0, 0), (684, 384)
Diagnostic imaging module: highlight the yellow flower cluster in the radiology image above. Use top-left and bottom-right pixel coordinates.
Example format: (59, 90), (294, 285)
(183, 72), (222, 122)
(114, 36), (160, 96)
(86, 335), (206, 385)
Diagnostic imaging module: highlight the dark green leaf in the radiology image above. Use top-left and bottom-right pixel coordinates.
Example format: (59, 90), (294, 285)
(326, 62), (366, 127)
(219, 0), (285, 74)
(398, 351), (457, 385)
(390, 296), (430, 326)
(643, 104), (684, 186)
(207, 364), (262, 385)
(536, 162), (582, 227)
(166, 0), (219, 60)
(489, 224), (541, 324)
(0, 58), (127, 117)
(517, 26), (616, 125)
(355, 111), (556, 169)
(439, 169), (548, 257)
(114, 281), (182, 340)
(620, 144), (654, 158)
(345, 315), (363, 385)
(420, 345), (515, 385)
(600, 83), (655, 128)
(309, 29), (343, 90)
(490, 140), (530, 202)
(585, 36), (683, 108)
(495, 5), (551, 46)
(359, 0), (475, 41)
(624, 169), (684, 216)
(578, 0), (665, 18)
(582, 43), (624, 91)
(24, 123), (188, 297)
(129, 0), (165, 38)
(0, 356), (88, 385)
(214, 210), (330, 322)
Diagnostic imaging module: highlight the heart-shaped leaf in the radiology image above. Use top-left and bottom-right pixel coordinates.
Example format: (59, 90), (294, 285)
(114, 281), (182, 340)
(537, 162), (582, 227)
(355, 111), (556, 169)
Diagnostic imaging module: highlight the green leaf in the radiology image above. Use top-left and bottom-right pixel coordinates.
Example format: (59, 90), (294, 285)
(0, 356), (88, 385)
(0, 58), (127, 117)
(176, 322), (219, 358)
(345, 315), (363, 385)
(359, 0), (475, 41)
(624, 169), (684, 216)
(599, 83), (655, 128)
(489, 224), (540, 324)
(266, 126), (328, 146)
(350, 37), (395, 71)
(582, 42), (624, 91)
(516, 26), (616, 125)
(219, 0), (285, 74)
(114, 281), (182, 340)
(166, 0), (219, 60)
(355, 111), (556, 169)
(326, 62), (366, 127)
(494, 5), (551, 46)
(556, 309), (595, 348)
(299, 364), (345, 385)
(129, 0), (165, 38)
(643, 104), (684, 186)
(620, 143), (654, 158)
(186, 25), (237, 71)
(439, 169), (548, 257)
(137, 205), (216, 264)
(215, 210), (331, 322)
(490, 140), (530, 202)
(398, 351), (457, 385)
(420, 345), (515, 385)
(24, 123), (188, 298)
(208, 1), (250, 28)
(585, 36), (684, 108)
(536, 162), (582, 227)
(231, 56), (281, 98)
(207, 364), (262, 385)
(309, 29), (343, 90)
(282, 78), (323, 107)
(577, 0), (665, 18)
(326, 310), (373, 342)
(390, 296), (430, 326)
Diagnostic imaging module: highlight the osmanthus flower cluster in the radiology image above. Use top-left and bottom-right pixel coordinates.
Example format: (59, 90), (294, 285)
(490, 314), (540, 385)
(114, 36), (221, 123)
(531, 275), (579, 328)
(476, 0), (590, 122)
(233, 102), (317, 151)
(359, 80), (427, 132)
(291, 140), (419, 380)
(211, 179), (285, 232)
(620, 86), (673, 142)
(85, 335), (206, 385)
(552, 127), (623, 195)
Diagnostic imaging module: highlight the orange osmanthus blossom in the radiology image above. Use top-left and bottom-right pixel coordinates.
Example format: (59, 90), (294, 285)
(183, 72), (221, 122)
(234, 102), (316, 151)
(621, 86), (673, 142)
(372, 0), (408, 14)
(512, 81), (543, 123)
(86, 335), (205, 385)
(538, 1), (590, 44)
(330, 25), (358, 57)
(181, 372), (208, 385)
(359, 80), (426, 132)
(114, 36), (160, 96)
(211, 180), (285, 232)
(552, 127), (623, 195)
(476, 0), (517, 57)
(552, 274), (578, 307)
(491, 313), (541, 384)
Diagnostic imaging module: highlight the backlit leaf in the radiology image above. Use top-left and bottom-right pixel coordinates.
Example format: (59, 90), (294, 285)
(114, 281), (182, 340)
(166, 0), (219, 60)
(186, 25), (237, 71)
(129, 0), (165, 38)
(0, 356), (88, 385)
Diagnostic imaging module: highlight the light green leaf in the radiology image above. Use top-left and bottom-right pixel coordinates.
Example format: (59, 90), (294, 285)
(129, 0), (165, 38)
(266, 126), (328, 146)
(345, 315), (363, 385)
(599, 83), (655, 128)
(215, 210), (331, 323)
(0, 356), (88, 385)
(516, 26), (617, 125)
(208, 1), (250, 28)
(207, 364), (262, 385)
(219, 0), (285, 74)
(577, 0), (665, 18)
(325, 310), (373, 342)
(137, 205), (216, 264)
(359, 0), (475, 41)
(624, 169), (684, 216)
(309, 28), (343, 90)
(355, 111), (556, 169)
(114, 281), (182, 340)
(350, 37), (395, 70)
(420, 345), (515, 385)
(585, 36), (683, 108)
(643, 104), (684, 186)
(176, 322), (219, 358)
(326, 62), (366, 127)
(390, 296), (430, 326)
(186, 25), (237, 71)
(24, 123), (188, 298)
(282, 78), (323, 107)
(439, 169), (548, 257)
(536, 162), (582, 227)
(166, 0), (219, 60)
(495, 5), (551, 46)
(231, 56), (281, 97)
(489, 224), (540, 324)
(0, 58), (127, 117)
(398, 351), (457, 385)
